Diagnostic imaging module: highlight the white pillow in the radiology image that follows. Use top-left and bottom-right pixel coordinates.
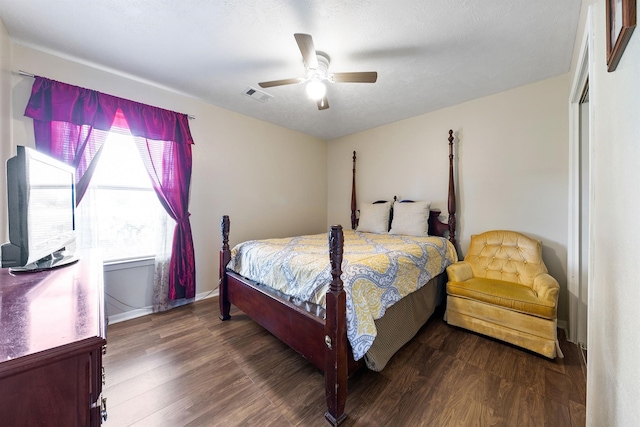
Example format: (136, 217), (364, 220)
(357, 202), (391, 233)
(389, 200), (431, 236)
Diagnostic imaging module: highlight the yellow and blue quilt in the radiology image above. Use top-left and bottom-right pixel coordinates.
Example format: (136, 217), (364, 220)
(228, 230), (457, 361)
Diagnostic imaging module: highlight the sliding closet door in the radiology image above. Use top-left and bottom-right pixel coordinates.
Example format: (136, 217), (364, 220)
(577, 88), (590, 350)
(568, 9), (593, 355)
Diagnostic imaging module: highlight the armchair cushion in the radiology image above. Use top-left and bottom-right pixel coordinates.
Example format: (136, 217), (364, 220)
(447, 277), (556, 319)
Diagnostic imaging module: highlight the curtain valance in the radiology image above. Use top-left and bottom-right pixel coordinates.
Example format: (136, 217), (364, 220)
(24, 76), (194, 145)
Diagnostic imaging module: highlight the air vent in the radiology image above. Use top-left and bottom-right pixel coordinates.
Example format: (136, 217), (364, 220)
(243, 86), (274, 103)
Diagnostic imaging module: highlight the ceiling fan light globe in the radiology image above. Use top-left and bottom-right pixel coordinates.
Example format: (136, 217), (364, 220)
(306, 80), (326, 100)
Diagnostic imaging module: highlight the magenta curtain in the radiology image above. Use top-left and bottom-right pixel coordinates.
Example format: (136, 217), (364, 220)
(134, 137), (195, 300)
(24, 76), (196, 300)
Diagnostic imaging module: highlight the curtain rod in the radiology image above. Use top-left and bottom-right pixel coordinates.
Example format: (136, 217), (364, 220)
(17, 70), (196, 120)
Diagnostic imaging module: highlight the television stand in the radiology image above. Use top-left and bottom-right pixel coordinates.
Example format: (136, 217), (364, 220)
(9, 249), (79, 273)
(0, 251), (107, 426)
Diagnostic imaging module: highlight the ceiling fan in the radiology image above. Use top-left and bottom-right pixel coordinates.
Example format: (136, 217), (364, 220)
(258, 33), (378, 110)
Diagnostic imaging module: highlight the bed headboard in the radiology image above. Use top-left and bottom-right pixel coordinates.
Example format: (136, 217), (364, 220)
(350, 130), (457, 248)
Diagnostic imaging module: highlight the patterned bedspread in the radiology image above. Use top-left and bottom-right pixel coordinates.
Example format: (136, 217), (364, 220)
(227, 230), (458, 361)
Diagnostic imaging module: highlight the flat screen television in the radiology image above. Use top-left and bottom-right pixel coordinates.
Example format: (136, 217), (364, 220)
(1, 146), (77, 272)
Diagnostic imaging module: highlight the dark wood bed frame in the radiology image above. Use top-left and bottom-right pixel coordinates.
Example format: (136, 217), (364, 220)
(219, 130), (457, 425)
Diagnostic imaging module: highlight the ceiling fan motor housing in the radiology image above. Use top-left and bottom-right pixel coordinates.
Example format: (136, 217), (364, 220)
(308, 51), (330, 81)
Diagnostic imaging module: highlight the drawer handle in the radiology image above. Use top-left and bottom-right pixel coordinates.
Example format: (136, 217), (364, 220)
(101, 397), (108, 422)
(325, 335), (332, 349)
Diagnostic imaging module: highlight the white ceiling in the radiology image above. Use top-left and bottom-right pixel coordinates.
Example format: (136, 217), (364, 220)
(0, 0), (582, 140)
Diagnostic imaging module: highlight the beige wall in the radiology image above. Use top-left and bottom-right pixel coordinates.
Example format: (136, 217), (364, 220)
(328, 75), (570, 322)
(586, 1), (640, 425)
(5, 44), (327, 307)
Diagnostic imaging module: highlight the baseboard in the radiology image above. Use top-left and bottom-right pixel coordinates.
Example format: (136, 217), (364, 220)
(108, 307), (153, 324)
(107, 289), (219, 324)
(579, 343), (588, 379)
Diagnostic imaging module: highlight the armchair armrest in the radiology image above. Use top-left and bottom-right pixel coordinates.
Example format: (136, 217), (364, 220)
(532, 273), (560, 303)
(446, 261), (474, 282)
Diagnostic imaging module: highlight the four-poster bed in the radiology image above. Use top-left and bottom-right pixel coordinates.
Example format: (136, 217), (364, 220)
(218, 130), (457, 425)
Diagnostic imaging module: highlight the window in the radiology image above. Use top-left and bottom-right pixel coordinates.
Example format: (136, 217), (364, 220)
(78, 130), (164, 262)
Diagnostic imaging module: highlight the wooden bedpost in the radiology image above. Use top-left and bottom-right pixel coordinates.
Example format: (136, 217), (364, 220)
(351, 151), (357, 230)
(447, 130), (457, 249)
(325, 225), (348, 426)
(219, 215), (231, 321)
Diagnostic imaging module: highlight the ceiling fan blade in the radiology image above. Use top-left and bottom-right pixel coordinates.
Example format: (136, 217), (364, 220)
(332, 72), (378, 83)
(294, 33), (318, 69)
(317, 96), (329, 110)
(258, 78), (303, 88)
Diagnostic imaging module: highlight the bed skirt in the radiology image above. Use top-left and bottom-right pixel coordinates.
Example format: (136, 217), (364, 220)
(366, 274), (445, 371)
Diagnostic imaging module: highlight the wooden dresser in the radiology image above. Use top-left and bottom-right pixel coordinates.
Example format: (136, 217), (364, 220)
(0, 253), (107, 426)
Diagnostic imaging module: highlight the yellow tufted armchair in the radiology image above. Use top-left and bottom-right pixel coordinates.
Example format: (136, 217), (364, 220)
(445, 230), (563, 358)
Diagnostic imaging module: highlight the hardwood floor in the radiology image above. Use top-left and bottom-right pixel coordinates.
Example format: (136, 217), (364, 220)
(103, 297), (586, 426)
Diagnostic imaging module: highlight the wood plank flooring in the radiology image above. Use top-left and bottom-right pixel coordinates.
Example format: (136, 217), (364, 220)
(103, 297), (586, 426)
